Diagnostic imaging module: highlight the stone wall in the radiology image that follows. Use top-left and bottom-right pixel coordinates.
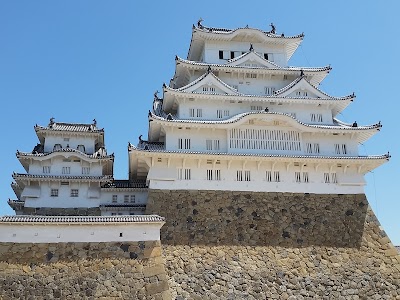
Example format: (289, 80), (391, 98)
(23, 207), (101, 216)
(146, 190), (400, 299)
(0, 241), (171, 299)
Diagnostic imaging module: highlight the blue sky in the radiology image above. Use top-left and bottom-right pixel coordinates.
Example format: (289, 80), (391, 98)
(1, 1), (399, 244)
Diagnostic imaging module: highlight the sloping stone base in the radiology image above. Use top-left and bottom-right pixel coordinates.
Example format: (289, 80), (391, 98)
(146, 190), (400, 299)
(0, 241), (171, 300)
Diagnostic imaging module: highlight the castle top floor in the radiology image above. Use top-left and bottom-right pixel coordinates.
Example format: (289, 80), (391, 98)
(188, 21), (304, 67)
(33, 118), (106, 155)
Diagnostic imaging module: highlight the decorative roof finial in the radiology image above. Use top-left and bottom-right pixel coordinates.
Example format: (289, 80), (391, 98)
(197, 18), (203, 28)
(49, 117), (55, 126)
(93, 119), (97, 126)
(249, 44), (254, 52)
(207, 65), (212, 73)
(139, 135), (143, 143)
(300, 69), (304, 77)
(270, 23), (276, 34)
(154, 90), (159, 100)
(264, 107), (269, 112)
(166, 113), (173, 121)
(352, 121), (358, 128)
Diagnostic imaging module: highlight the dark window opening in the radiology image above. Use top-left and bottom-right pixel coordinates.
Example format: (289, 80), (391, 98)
(119, 233), (123, 237)
(264, 53), (268, 60)
(219, 51), (224, 59)
(230, 51), (235, 59)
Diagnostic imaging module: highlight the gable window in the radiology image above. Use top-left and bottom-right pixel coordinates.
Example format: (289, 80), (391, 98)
(70, 189), (79, 197)
(77, 144), (85, 152)
(311, 113), (323, 123)
(53, 144), (62, 151)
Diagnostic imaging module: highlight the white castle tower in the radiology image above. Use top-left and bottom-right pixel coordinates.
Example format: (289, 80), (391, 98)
(128, 21), (389, 194)
(9, 118), (148, 216)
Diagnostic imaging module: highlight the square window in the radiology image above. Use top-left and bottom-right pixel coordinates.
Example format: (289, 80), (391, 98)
(70, 189), (79, 197)
(50, 189), (59, 197)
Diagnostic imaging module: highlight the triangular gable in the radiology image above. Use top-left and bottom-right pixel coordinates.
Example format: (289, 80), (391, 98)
(177, 72), (239, 95)
(275, 76), (333, 99)
(227, 51), (280, 69)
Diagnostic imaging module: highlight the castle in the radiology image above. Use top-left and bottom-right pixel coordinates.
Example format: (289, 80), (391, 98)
(1, 21), (399, 299)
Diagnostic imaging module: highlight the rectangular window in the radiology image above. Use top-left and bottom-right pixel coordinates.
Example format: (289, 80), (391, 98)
(177, 168), (191, 180)
(214, 140), (220, 150)
(189, 108), (195, 117)
(82, 167), (90, 175)
(313, 143), (320, 154)
(274, 171), (280, 182)
(50, 189), (59, 197)
(130, 195), (136, 203)
(306, 143), (312, 154)
(250, 106), (263, 111)
(224, 110), (230, 117)
(341, 144), (347, 154)
(124, 195), (129, 203)
(230, 51), (235, 59)
(295, 171), (301, 183)
(206, 139), (220, 151)
(112, 195), (118, 203)
(244, 170), (251, 181)
(265, 87), (276, 95)
(311, 113), (323, 123)
(331, 173), (338, 184)
(236, 170), (243, 181)
(324, 173), (330, 183)
(306, 143), (320, 154)
(217, 110), (223, 119)
(62, 167), (71, 174)
(215, 169), (221, 181)
(206, 139), (213, 150)
(266, 171), (272, 182)
(302, 172), (309, 183)
(334, 144), (347, 155)
(264, 53), (268, 60)
(189, 108), (202, 118)
(219, 50), (224, 59)
(246, 73), (257, 79)
(43, 166), (51, 174)
(178, 138), (191, 150)
(207, 169), (213, 181)
(70, 189), (79, 197)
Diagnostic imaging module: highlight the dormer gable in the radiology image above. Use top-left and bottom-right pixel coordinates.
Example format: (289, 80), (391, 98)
(227, 51), (280, 69)
(275, 76), (333, 99)
(177, 71), (240, 95)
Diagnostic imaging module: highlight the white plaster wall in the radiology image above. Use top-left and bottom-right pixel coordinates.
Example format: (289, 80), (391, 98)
(44, 136), (96, 154)
(0, 222), (162, 243)
(203, 41), (287, 66)
(24, 182), (101, 208)
(176, 98), (335, 125)
(146, 159), (365, 194)
(28, 157), (103, 176)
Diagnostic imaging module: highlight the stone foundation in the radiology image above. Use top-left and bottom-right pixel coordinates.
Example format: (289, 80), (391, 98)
(0, 241), (171, 299)
(146, 190), (400, 299)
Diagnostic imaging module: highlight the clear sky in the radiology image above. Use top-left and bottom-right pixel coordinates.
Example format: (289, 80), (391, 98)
(0, 1), (399, 244)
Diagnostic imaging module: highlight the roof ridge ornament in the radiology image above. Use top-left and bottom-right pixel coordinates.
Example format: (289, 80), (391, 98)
(249, 44), (254, 52)
(154, 90), (159, 100)
(270, 23), (276, 34)
(92, 119), (97, 127)
(49, 117), (55, 127)
(300, 69), (304, 77)
(207, 65), (212, 73)
(197, 18), (203, 29)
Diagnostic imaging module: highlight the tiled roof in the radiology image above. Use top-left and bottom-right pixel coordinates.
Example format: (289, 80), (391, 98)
(101, 180), (147, 189)
(177, 55), (331, 71)
(17, 148), (114, 160)
(195, 24), (304, 39)
(0, 215), (165, 223)
(150, 111), (381, 131)
(129, 144), (390, 161)
(12, 173), (113, 182)
(136, 141), (165, 151)
(174, 70), (239, 94)
(7, 199), (25, 210)
(35, 122), (104, 134)
(100, 204), (146, 208)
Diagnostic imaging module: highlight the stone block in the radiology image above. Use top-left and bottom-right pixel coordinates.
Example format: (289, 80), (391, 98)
(145, 281), (169, 296)
(143, 265), (166, 278)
